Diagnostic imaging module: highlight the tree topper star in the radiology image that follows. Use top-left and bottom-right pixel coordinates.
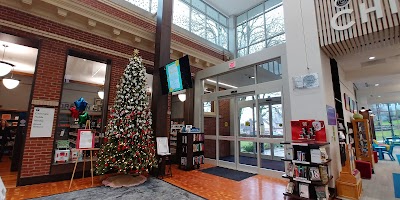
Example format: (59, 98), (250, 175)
(133, 49), (140, 56)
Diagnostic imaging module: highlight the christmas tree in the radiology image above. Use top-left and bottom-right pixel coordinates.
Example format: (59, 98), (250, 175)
(96, 49), (157, 175)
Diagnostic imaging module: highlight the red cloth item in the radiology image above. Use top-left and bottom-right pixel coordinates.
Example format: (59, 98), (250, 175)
(373, 151), (378, 163)
(355, 160), (372, 179)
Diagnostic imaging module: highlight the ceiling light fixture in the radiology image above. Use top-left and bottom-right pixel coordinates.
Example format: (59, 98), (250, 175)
(206, 79), (238, 89)
(0, 45), (14, 77)
(369, 56), (376, 60)
(250, 76), (255, 79)
(375, 84), (379, 87)
(178, 93), (186, 102)
(378, 96), (381, 98)
(360, 107), (366, 112)
(98, 89), (104, 99)
(2, 67), (19, 89)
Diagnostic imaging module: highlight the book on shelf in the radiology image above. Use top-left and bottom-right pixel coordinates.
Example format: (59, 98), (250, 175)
(193, 143), (204, 152)
(193, 134), (204, 142)
(315, 185), (329, 200)
(193, 155), (204, 165)
(285, 162), (294, 177)
(299, 183), (309, 198)
(294, 165), (309, 180)
(309, 167), (321, 181)
(285, 182), (295, 194)
(319, 165), (329, 183)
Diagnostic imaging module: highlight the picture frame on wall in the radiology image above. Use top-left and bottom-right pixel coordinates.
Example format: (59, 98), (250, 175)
(344, 93), (349, 111)
(349, 97), (353, 112)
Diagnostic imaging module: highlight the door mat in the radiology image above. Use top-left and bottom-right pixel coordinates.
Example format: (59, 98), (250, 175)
(200, 167), (256, 181)
(393, 173), (400, 198)
(396, 154), (400, 165)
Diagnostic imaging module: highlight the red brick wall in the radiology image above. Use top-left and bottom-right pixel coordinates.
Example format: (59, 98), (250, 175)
(0, 2), (219, 179)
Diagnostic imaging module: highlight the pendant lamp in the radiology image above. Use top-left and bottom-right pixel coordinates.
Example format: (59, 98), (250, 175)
(178, 93), (186, 102)
(0, 45), (14, 76)
(2, 66), (19, 89)
(98, 89), (104, 99)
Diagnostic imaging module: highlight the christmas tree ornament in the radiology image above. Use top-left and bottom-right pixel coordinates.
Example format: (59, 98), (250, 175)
(74, 97), (88, 112)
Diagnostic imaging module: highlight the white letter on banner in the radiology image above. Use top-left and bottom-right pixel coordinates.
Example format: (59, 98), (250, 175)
(389, 0), (399, 14)
(359, 0), (383, 23)
(331, 9), (355, 31)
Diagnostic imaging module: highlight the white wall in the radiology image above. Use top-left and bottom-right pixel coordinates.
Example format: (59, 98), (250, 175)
(283, 0), (341, 186)
(0, 75), (33, 111)
(339, 66), (357, 124)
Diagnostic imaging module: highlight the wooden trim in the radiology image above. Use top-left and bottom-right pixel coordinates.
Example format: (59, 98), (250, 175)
(316, 0), (400, 57)
(12, 71), (34, 77)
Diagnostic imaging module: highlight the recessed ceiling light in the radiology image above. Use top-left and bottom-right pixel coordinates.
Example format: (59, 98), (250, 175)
(250, 76), (255, 79)
(378, 96), (381, 98)
(369, 56), (376, 60)
(375, 84), (380, 87)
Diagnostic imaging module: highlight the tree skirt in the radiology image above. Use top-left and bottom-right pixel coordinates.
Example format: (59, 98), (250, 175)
(102, 174), (147, 188)
(31, 178), (204, 200)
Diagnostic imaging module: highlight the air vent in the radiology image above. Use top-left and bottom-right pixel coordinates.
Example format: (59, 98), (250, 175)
(361, 58), (386, 68)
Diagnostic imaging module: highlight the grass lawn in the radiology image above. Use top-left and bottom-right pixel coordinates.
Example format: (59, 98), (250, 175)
(376, 129), (400, 142)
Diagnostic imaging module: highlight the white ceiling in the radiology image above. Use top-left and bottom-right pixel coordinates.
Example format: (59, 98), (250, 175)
(0, 40), (38, 74)
(65, 56), (107, 85)
(204, 0), (265, 16)
(336, 43), (400, 104)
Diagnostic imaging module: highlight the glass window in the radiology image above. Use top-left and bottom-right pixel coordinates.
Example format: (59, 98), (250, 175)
(173, 0), (190, 30)
(191, 9), (206, 38)
(219, 26), (228, 49)
(150, 0), (158, 13)
(126, 0), (150, 11)
(219, 14), (228, 26)
(206, 19), (219, 44)
(256, 59), (282, 83)
(237, 1), (285, 57)
(192, 0), (206, 12)
(206, 6), (219, 21)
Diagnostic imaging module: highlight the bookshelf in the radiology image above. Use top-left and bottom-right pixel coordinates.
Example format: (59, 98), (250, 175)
(177, 132), (204, 170)
(170, 124), (184, 155)
(281, 141), (334, 199)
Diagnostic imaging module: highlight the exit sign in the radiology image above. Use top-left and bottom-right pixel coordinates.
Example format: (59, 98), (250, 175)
(229, 61), (236, 69)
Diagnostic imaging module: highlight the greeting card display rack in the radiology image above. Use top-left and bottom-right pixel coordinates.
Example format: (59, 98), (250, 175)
(281, 141), (334, 200)
(352, 119), (374, 168)
(177, 131), (204, 171)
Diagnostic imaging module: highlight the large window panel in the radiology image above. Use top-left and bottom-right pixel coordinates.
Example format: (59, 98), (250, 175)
(173, 0), (190, 30)
(191, 10), (206, 38)
(219, 26), (228, 49)
(248, 15), (266, 45)
(237, 23), (248, 49)
(206, 19), (219, 44)
(249, 41), (265, 54)
(264, 6), (285, 38)
(150, 0), (158, 13)
(192, 0), (206, 12)
(236, 1), (284, 57)
(126, 0), (150, 11)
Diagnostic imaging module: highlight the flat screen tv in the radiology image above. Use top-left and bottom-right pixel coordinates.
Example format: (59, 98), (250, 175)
(159, 55), (192, 95)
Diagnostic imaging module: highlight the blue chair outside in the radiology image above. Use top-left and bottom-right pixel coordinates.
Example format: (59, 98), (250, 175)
(382, 143), (395, 161)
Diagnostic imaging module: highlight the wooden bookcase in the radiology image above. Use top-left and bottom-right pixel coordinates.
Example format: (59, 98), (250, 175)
(177, 132), (204, 170)
(281, 141), (334, 199)
(352, 119), (374, 167)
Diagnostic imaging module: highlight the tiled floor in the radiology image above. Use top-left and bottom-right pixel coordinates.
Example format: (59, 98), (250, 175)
(4, 163), (288, 200)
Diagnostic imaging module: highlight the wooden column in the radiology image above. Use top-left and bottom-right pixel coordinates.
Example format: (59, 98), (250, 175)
(151, 0), (173, 176)
(151, 0), (173, 137)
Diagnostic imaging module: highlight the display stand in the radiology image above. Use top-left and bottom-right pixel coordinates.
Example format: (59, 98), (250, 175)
(336, 144), (362, 200)
(69, 121), (99, 189)
(281, 141), (334, 199)
(177, 132), (204, 170)
(352, 119), (374, 167)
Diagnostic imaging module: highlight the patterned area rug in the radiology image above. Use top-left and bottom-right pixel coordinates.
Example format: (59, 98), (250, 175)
(32, 178), (204, 200)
